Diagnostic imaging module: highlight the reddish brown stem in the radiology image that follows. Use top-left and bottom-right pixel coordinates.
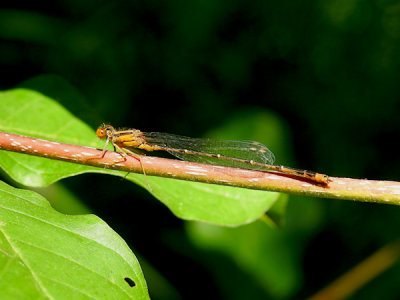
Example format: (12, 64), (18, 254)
(1, 131), (400, 204)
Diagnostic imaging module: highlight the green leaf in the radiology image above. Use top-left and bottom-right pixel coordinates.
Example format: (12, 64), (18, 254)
(147, 176), (280, 226)
(0, 86), (281, 226)
(0, 180), (149, 299)
(19, 74), (101, 127)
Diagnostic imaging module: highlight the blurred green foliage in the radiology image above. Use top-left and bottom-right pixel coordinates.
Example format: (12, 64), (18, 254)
(1, 1), (400, 299)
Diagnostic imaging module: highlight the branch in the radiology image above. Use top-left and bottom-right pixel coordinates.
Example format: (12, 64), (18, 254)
(1, 131), (400, 204)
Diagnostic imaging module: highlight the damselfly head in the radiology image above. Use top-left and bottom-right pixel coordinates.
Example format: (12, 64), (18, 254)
(96, 124), (115, 139)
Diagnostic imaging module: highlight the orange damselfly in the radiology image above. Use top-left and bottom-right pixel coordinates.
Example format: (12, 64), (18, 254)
(93, 124), (330, 185)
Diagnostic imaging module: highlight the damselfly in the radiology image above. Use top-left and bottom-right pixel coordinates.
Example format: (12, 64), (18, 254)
(92, 124), (330, 185)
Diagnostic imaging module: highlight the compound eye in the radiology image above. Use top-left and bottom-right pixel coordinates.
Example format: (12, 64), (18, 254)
(96, 128), (107, 138)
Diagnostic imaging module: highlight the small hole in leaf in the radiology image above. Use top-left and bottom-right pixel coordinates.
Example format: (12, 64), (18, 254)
(124, 277), (136, 287)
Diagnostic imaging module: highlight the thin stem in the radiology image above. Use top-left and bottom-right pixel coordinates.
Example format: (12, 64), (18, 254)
(308, 240), (400, 300)
(1, 131), (400, 204)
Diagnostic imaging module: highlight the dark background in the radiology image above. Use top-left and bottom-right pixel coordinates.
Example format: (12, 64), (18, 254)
(1, 1), (400, 299)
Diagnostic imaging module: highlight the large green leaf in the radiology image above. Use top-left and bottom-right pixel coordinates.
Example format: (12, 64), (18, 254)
(0, 180), (149, 299)
(0, 87), (280, 226)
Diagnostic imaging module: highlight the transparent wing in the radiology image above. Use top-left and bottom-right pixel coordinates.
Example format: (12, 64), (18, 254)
(142, 132), (275, 170)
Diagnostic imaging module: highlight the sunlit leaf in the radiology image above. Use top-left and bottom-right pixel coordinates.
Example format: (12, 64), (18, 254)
(0, 180), (149, 299)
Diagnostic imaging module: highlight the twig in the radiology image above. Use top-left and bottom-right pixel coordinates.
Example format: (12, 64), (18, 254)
(1, 131), (400, 204)
(308, 240), (400, 300)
